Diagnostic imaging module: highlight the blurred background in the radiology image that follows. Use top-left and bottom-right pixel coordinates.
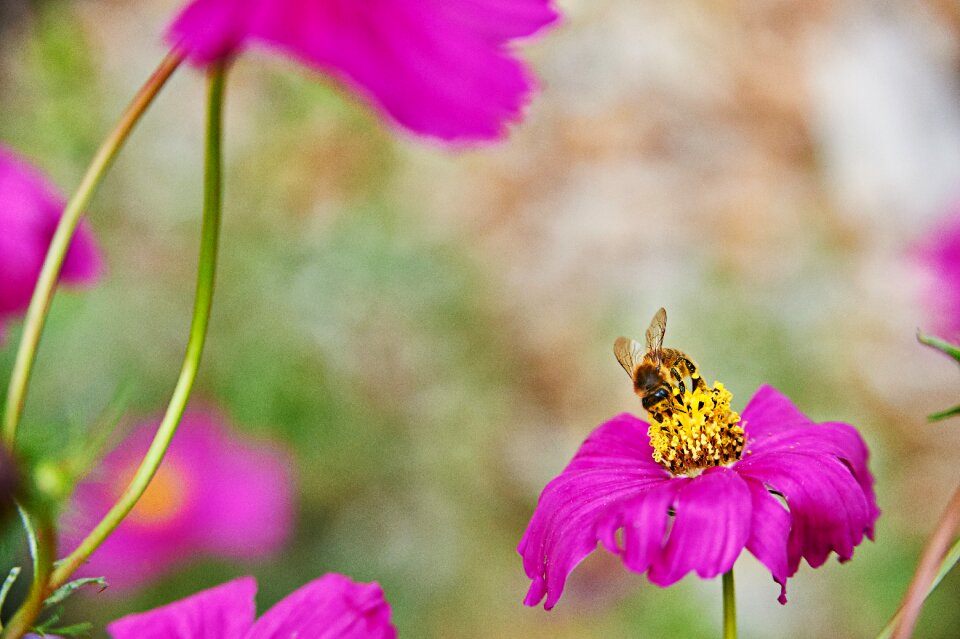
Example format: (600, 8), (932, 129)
(2, 0), (960, 636)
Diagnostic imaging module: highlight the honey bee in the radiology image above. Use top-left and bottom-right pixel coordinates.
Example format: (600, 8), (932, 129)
(614, 307), (706, 422)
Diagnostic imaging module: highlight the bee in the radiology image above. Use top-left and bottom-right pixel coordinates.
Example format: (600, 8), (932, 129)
(613, 307), (706, 422)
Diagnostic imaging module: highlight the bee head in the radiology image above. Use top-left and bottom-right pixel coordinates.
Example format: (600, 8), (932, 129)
(640, 385), (672, 412)
(634, 364), (664, 394)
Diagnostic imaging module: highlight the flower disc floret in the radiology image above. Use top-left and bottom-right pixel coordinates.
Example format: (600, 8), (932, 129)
(648, 382), (744, 474)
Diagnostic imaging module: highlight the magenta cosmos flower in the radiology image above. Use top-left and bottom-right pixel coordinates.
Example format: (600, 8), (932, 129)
(0, 144), (101, 342)
(166, 0), (559, 142)
(916, 212), (960, 339)
(107, 574), (395, 638)
(518, 384), (879, 609)
(64, 409), (294, 590)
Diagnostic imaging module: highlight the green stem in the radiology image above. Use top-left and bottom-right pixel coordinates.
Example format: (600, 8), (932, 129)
(47, 62), (228, 594)
(875, 537), (960, 639)
(879, 484), (960, 639)
(722, 569), (736, 639)
(1, 509), (55, 639)
(2, 50), (183, 449)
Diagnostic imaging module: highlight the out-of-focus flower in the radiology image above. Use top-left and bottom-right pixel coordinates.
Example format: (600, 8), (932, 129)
(0, 144), (101, 343)
(916, 213), (960, 339)
(64, 409), (294, 590)
(166, 0), (559, 142)
(519, 384), (879, 609)
(107, 573), (396, 639)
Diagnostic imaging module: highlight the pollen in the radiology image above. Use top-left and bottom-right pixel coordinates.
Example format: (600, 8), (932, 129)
(647, 382), (745, 475)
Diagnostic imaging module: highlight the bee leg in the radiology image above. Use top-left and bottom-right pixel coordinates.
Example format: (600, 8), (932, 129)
(670, 367), (686, 395)
(682, 358), (707, 390)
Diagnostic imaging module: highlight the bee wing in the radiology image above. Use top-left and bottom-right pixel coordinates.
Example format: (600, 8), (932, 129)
(613, 336), (645, 377)
(645, 307), (667, 365)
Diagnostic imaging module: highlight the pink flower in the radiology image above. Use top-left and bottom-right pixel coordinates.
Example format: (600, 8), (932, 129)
(107, 574), (396, 638)
(518, 384), (879, 609)
(64, 409), (294, 590)
(166, 0), (559, 142)
(916, 212), (960, 339)
(0, 144), (101, 343)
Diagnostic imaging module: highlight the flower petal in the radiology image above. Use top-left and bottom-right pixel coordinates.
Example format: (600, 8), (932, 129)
(60, 219), (103, 285)
(187, 410), (295, 558)
(432, 0), (560, 40)
(740, 385), (815, 444)
(647, 467), (752, 587)
(518, 413), (671, 609)
(736, 451), (874, 574)
(596, 478), (686, 575)
(107, 576), (256, 639)
(742, 476), (790, 604)
(739, 387), (880, 541)
(167, 0), (558, 142)
(245, 573), (396, 639)
(0, 145), (102, 337)
(915, 212), (960, 338)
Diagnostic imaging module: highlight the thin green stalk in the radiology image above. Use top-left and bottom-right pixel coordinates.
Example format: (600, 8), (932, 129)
(879, 484), (960, 639)
(2, 50), (184, 448)
(47, 62), (228, 594)
(876, 537), (960, 639)
(722, 569), (736, 639)
(1, 509), (55, 639)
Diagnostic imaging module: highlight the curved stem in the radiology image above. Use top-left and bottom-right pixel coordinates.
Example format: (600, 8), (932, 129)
(722, 569), (736, 639)
(2, 50), (184, 448)
(47, 61), (228, 593)
(1, 509), (55, 639)
(882, 484), (960, 639)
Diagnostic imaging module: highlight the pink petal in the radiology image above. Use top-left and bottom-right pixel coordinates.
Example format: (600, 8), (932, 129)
(915, 211), (960, 339)
(61, 219), (104, 285)
(518, 413), (671, 609)
(596, 477), (686, 573)
(0, 144), (102, 337)
(740, 385), (815, 445)
(166, 0), (559, 142)
(187, 410), (295, 558)
(742, 476), (790, 604)
(736, 452), (874, 574)
(245, 573), (396, 639)
(107, 576), (256, 639)
(740, 386), (879, 540)
(431, 0), (560, 40)
(647, 467), (752, 587)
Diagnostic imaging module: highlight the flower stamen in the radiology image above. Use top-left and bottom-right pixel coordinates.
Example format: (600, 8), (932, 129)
(647, 382), (745, 474)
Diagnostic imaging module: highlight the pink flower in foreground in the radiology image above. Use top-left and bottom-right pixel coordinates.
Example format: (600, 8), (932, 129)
(64, 409), (294, 590)
(166, 0), (559, 142)
(519, 384), (879, 609)
(916, 213), (960, 339)
(107, 574), (396, 638)
(0, 144), (101, 342)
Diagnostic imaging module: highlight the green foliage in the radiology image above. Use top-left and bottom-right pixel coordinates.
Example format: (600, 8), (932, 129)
(918, 332), (960, 421)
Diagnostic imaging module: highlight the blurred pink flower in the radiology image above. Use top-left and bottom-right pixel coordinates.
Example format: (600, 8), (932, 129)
(519, 385), (879, 609)
(107, 574), (395, 639)
(64, 409), (294, 591)
(166, 0), (559, 142)
(0, 144), (101, 343)
(916, 213), (960, 339)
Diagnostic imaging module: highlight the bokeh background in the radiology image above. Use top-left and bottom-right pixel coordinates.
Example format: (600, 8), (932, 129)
(3, 0), (960, 636)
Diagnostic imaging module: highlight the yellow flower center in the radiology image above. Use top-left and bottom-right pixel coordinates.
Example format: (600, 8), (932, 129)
(116, 462), (188, 526)
(647, 382), (745, 475)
